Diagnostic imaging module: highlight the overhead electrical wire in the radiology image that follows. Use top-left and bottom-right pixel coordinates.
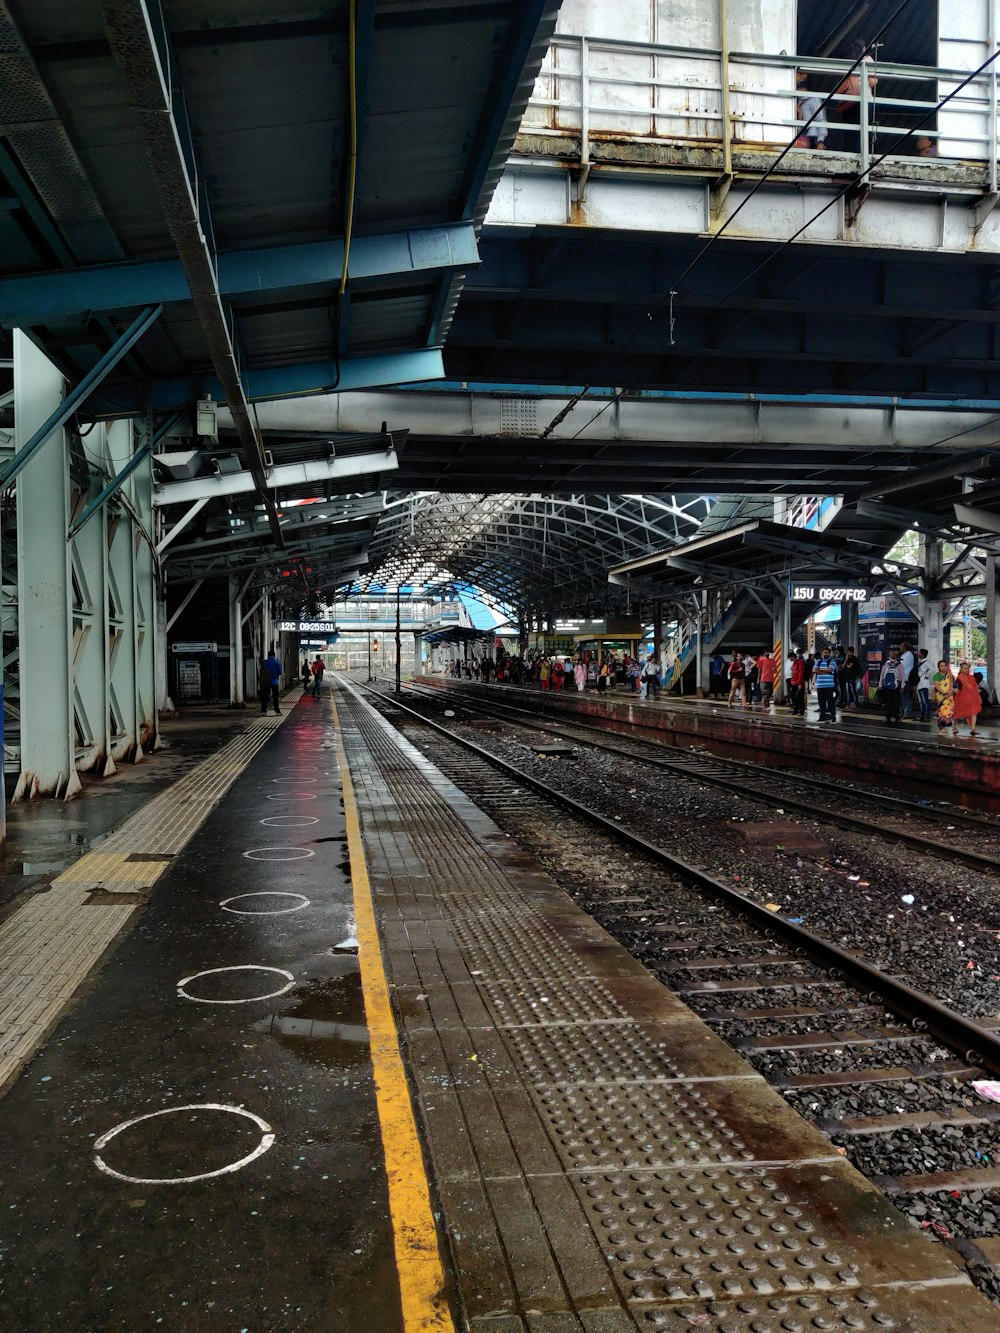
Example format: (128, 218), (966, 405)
(538, 0), (919, 440)
(559, 36), (1000, 452)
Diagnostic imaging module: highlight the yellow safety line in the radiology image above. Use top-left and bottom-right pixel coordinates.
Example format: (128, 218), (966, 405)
(330, 696), (454, 1333)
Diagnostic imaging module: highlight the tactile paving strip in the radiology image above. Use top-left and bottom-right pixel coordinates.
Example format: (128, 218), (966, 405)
(536, 1083), (755, 1172)
(506, 1020), (684, 1085)
(574, 1168), (857, 1305)
(0, 707), (291, 1092)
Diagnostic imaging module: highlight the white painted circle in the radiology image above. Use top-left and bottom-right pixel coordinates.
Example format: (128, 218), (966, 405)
(93, 1103), (275, 1185)
(259, 815), (319, 828)
(242, 846), (315, 862)
(177, 965), (295, 1005)
(266, 792), (317, 801)
(220, 891), (310, 915)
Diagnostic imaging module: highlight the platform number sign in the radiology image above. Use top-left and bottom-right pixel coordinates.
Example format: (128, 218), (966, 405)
(790, 585), (868, 602)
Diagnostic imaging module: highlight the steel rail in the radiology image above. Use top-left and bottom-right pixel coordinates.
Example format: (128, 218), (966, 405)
(408, 681), (1000, 871)
(350, 678), (1000, 1078)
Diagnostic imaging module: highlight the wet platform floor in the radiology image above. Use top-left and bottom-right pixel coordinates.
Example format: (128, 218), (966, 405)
(0, 693), (403, 1332)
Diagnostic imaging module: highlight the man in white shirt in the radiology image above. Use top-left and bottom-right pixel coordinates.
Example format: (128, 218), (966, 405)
(898, 641), (915, 719)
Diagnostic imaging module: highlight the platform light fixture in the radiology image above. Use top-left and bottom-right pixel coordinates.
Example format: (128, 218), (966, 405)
(195, 395), (218, 440)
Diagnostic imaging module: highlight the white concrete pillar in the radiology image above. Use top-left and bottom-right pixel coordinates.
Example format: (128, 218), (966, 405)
(918, 535), (945, 663)
(229, 575), (245, 706)
(986, 556), (1000, 696)
(12, 333), (80, 801)
(127, 421), (159, 752)
(106, 420), (141, 764)
(68, 443), (112, 775)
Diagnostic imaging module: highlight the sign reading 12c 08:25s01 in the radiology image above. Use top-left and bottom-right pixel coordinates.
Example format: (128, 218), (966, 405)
(790, 586), (868, 602)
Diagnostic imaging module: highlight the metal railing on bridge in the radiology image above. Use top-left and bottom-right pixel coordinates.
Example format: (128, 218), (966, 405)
(525, 35), (999, 191)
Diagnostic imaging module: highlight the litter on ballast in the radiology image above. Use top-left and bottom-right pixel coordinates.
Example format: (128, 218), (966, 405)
(971, 1080), (1000, 1102)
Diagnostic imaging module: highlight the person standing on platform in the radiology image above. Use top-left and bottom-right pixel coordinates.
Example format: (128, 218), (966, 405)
(627, 657), (641, 693)
(311, 654), (325, 697)
(879, 648), (903, 725)
(642, 654), (660, 700)
(842, 646), (861, 708)
(709, 651), (725, 700)
(744, 654), (759, 710)
(789, 649), (806, 715)
(916, 648), (932, 721)
(803, 653), (815, 697)
(727, 651), (746, 708)
(301, 659), (311, 692)
(932, 660), (955, 737)
(953, 661), (983, 737)
(539, 658), (550, 691)
(814, 649), (837, 722)
(757, 649), (776, 711)
(260, 649), (281, 714)
(899, 641), (916, 718)
(598, 659), (609, 693)
(573, 659), (586, 692)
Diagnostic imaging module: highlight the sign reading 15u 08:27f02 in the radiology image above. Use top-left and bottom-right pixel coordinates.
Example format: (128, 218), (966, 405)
(789, 586), (869, 602)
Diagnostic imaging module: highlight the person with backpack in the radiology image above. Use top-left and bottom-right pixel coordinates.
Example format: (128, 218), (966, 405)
(879, 648), (903, 725)
(899, 641), (916, 719)
(310, 654), (325, 697)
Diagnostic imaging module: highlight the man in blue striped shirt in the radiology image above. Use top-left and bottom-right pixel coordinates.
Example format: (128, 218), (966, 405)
(814, 651), (838, 722)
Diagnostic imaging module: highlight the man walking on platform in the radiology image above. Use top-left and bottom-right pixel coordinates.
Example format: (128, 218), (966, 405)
(814, 649), (837, 722)
(311, 654), (325, 697)
(757, 649), (776, 711)
(260, 648), (281, 714)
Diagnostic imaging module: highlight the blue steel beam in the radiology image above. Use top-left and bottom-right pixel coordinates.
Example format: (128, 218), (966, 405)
(0, 305), (162, 493)
(92, 347), (445, 417)
(0, 223), (479, 328)
(67, 409), (185, 540)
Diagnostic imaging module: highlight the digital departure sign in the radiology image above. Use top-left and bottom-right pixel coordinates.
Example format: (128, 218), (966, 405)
(789, 586), (869, 603)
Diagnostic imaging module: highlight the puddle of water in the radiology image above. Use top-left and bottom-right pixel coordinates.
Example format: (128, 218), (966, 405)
(255, 971), (370, 1069)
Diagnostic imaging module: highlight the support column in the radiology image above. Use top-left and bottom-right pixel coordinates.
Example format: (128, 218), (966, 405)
(694, 597), (704, 696)
(68, 425), (111, 775)
(229, 575), (245, 707)
(653, 601), (663, 663)
(986, 556), (1000, 697)
(918, 536), (945, 663)
(129, 421), (159, 751)
(772, 589), (791, 704)
(106, 419), (142, 764)
(841, 599), (859, 654)
(13, 333), (80, 800)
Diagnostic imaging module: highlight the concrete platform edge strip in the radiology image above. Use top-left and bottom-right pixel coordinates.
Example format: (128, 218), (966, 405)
(0, 705), (294, 1097)
(330, 691), (455, 1333)
(337, 677), (999, 1331)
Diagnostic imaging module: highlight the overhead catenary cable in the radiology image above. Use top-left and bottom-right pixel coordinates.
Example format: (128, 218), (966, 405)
(561, 38), (1000, 446)
(538, 0), (918, 439)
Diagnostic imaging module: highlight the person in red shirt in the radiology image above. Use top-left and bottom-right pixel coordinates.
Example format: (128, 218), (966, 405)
(757, 651), (776, 711)
(726, 652), (746, 708)
(789, 649), (806, 716)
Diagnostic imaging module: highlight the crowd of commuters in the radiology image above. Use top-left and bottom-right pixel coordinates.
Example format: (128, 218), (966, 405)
(709, 642), (991, 737)
(447, 641), (993, 739)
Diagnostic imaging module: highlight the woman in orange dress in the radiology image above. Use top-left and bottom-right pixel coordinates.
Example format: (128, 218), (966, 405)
(953, 661), (982, 737)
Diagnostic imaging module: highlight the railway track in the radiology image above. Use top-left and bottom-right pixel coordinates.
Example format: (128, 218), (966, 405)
(405, 679), (1000, 874)
(343, 676), (1000, 1288)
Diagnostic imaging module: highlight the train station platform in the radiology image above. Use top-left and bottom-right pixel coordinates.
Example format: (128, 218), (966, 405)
(0, 682), (997, 1330)
(414, 676), (1000, 813)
